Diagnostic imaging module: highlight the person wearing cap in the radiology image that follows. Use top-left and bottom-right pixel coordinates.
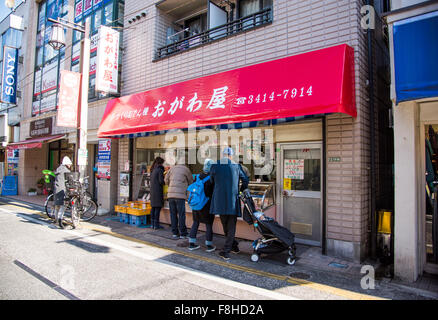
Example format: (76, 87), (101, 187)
(209, 147), (249, 261)
(53, 156), (72, 229)
(188, 158), (216, 252)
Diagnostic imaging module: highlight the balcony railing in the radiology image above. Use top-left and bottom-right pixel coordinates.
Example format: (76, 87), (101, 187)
(155, 8), (272, 60)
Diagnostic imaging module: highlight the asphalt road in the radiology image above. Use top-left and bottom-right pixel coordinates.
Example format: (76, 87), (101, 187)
(0, 199), (435, 306)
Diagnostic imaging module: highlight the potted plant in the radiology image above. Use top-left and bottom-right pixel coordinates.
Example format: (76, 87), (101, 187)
(28, 188), (37, 196)
(37, 177), (45, 190)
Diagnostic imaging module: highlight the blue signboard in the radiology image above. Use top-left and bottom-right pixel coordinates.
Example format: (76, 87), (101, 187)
(1, 46), (19, 104)
(2, 176), (18, 196)
(98, 139), (111, 162)
(393, 11), (438, 103)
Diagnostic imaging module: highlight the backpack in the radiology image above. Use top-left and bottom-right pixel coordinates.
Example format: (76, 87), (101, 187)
(187, 174), (210, 211)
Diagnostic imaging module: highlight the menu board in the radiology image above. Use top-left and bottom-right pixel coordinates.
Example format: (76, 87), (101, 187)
(284, 159), (304, 180)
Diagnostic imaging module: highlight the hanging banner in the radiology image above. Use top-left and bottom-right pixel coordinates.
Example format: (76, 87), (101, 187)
(1, 46), (19, 104)
(57, 70), (82, 128)
(97, 44), (356, 138)
(96, 26), (119, 94)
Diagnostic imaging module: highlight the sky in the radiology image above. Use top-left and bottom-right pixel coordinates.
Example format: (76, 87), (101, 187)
(0, 0), (24, 22)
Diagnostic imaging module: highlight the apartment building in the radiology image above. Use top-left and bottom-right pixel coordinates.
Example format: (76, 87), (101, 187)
(99, 0), (393, 263)
(12, 0), (394, 265)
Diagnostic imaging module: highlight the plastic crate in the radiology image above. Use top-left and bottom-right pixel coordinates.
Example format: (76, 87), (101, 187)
(130, 215), (147, 227)
(133, 201), (152, 209)
(118, 213), (131, 224)
(126, 207), (151, 216)
(114, 204), (128, 213)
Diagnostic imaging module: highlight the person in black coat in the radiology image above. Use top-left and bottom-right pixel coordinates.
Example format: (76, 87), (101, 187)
(209, 147), (249, 260)
(149, 157), (165, 229)
(188, 159), (216, 252)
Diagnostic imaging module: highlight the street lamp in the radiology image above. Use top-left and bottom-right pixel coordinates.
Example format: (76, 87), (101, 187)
(48, 18), (90, 179)
(48, 23), (65, 50)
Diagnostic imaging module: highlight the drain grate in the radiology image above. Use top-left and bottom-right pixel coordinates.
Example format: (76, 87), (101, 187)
(289, 272), (311, 280)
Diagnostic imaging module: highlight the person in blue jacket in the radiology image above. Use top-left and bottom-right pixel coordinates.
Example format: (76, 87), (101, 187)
(209, 147), (249, 260)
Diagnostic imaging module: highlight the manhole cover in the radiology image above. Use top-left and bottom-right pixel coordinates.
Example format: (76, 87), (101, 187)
(289, 272), (311, 280)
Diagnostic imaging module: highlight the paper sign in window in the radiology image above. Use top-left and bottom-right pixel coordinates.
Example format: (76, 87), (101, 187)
(284, 159), (304, 180)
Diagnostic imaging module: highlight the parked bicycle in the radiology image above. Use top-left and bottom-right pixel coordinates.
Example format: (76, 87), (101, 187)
(43, 170), (98, 227)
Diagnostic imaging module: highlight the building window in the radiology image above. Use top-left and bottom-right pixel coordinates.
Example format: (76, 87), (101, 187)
(32, 0), (124, 116)
(32, 0), (69, 117)
(71, 0), (124, 101)
(185, 13), (207, 38)
(239, 0), (272, 17)
(155, 0), (272, 60)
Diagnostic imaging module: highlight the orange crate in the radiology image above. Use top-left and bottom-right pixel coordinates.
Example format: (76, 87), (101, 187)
(126, 207), (151, 216)
(130, 202), (151, 210)
(114, 204), (128, 213)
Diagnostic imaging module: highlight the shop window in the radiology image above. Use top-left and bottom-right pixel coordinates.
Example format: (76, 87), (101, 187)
(136, 142), (276, 184)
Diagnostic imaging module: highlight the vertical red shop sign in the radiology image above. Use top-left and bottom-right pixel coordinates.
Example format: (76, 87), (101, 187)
(57, 70), (82, 128)
(96, 26), (119, 94)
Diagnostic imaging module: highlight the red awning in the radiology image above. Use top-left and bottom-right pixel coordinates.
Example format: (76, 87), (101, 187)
(7, 134), (66, 150)
(98, 44), (356, 138)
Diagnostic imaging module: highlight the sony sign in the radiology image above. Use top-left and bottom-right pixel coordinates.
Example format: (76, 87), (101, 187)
(1, 46), (19, 104)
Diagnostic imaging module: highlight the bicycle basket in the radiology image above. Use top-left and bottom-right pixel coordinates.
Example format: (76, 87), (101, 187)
(64, 172), (80, 182)
(64, 172), (81, 196)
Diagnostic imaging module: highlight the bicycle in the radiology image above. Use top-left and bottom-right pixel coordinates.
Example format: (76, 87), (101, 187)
(44, 171), (98, 228)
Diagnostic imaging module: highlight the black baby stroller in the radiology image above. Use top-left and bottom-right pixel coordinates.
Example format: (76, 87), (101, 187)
(240, 189), (297, 265)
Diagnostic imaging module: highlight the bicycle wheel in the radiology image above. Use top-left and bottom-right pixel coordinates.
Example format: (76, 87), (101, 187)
(80, 193), (98, 222)
(44, 193), (55, 219)
(70, 196), (81, 229)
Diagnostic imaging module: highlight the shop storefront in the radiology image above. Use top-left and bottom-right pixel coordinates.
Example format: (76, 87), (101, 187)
(385, 4), (438, 281)
(5, 116), (74, 196)
(98, 44), (356, 245)
(130, 119), (323, 243)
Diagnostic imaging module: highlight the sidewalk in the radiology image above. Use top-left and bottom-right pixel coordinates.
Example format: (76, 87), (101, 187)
(2, 194), (438, 300)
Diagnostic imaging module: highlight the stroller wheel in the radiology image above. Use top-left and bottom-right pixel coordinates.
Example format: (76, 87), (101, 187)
(287, 257), (296, 266)
(288, 246), (297, 257)
(251, 253), (260, 262)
